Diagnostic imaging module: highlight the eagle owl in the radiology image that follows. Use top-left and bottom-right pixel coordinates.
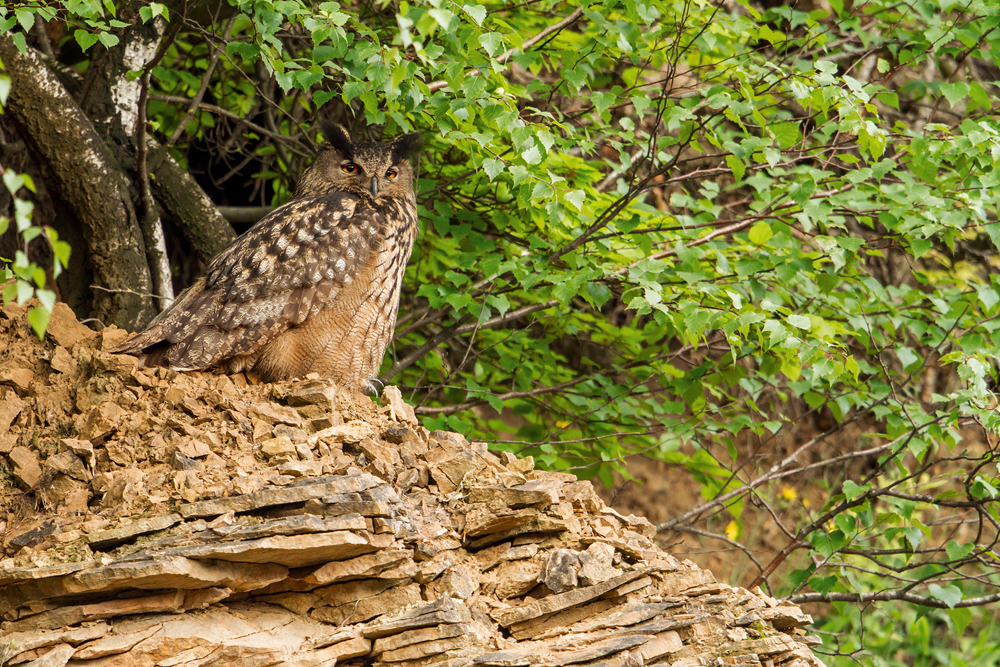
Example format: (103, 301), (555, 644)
(113, 124), (421, 395)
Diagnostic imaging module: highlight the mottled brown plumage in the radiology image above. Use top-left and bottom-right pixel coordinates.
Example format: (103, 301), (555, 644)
(113, 125), (421, 394)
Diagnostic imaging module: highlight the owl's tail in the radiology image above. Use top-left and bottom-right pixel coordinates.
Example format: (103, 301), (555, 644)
(110, 277), (218, 370)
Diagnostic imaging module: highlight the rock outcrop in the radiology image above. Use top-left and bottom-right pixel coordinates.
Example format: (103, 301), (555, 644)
(0, 301), (824, 667)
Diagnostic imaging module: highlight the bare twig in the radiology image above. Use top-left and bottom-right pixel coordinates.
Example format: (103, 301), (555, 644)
(149, 94), (302, 144)
(385, 299), (559, 381)
(656, 430), (902, 533)
(165, 14), (237, 148)
(426, 6), (585, 92)
(415, 376), (588, 415)
(790, 590), (1000, 609)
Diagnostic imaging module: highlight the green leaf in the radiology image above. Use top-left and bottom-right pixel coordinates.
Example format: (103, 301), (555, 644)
(75, 29), (100, 52)
(486, 293), (510, 317)
(11, 32), (27, 55)
(968, 82), (991, 111)
(842, 480), (870, 500)
(939, 82), (969, 107)
(947, 607), (972, 635)
(3, 170), (25, 195)
(463, 4), (486, 26)
(945, 540), (973, 561)
(150, 2), (169, 19)
(564, 190), (586, 211)
(970, 477), (998, 499)
(15, 8), (34, 31)
(786, 314), (811, 330)
(2, 281), (17, 305)
(313, 90), (337, 107)
(479, 32), (503, 57)
(725, 154), (745, 183)
(748, 221), (772, 245)
(98, 31), (120, 48)
(877, 92), (899, 109)
(927, 584), (962, 609)
(53, 241), (71, 267)
(482, 158), (504, 181)
(36, 288), (56, 312)
(428, 8), (455, 29)
(27, 305), (50, 340)
(896, 346), (919, 370)
(521, 145), (541, 165)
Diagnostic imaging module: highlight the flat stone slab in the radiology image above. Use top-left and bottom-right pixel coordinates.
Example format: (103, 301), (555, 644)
(4, 623), (109, 656)
(0, 562), (94, 587)
(491, 568), (657, 628)
(146, 530), (386, 568)
(467, 480), (561, 509)
(3, 591), (187, 633)
(0, 557), (287, 615)
(86, 514), (182, 550)
(178, 474), (383, 518)
(363, 597), (473, 639)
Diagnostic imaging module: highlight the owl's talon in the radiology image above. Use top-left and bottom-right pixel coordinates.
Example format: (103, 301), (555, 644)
(362, 378), (384, 397)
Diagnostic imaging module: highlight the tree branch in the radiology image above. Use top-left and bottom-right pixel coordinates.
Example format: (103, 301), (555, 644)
(147, 141), (238, 260)
(414, 376), (588, 415)
(148, 94), (302, 144)
(165, 14), (237, 148)
(216, 206), (274, 225)
(426, 6), (584, 92)
(385, 299), (559, 381)
(656, 424), (901, 533)
(789, 590), (1000, 609)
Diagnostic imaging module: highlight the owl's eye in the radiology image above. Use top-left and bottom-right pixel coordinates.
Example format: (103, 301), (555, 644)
(341, 163), (359, 173)
(386, 168), (398, 180)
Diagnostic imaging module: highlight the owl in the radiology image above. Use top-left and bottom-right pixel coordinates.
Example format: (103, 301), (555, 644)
(113, 124), (422, 396)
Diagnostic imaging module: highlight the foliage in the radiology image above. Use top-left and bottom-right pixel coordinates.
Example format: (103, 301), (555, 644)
(3, 0), (1000, 657)
(814, 581), (1000, 666)
(0, 61), (69, 339)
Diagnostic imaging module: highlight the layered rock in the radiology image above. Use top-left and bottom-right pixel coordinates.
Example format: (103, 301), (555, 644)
(0, 301), (823, 667)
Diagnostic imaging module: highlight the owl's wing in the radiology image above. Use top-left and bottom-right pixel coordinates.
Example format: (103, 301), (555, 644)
(112, 192), (387, 371)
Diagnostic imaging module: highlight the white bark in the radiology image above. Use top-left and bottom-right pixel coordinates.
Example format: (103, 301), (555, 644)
(111, 18), (166, 135)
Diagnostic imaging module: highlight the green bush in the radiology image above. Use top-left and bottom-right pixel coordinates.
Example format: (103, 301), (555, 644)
(3, 0), (1000, 656)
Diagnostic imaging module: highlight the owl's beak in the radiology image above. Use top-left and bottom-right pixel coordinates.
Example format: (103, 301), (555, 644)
(370, 177), (379, 198)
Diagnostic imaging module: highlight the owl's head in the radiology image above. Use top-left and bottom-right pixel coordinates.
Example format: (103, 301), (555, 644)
(296, 123), (423, 201)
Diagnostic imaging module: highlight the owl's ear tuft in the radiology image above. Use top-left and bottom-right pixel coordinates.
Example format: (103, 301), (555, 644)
(391, 132), (423, 163)
(321, 122), (354, 158)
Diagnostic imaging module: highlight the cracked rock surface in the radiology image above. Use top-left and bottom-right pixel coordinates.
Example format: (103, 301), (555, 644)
(0, 301), (823, 667)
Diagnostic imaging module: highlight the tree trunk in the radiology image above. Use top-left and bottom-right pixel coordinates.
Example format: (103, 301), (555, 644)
(0, 12), (239, 329)
(0, 32), (157, 330)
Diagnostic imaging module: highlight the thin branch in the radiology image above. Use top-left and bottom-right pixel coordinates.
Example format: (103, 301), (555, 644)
(789, 591), (1000, 609)
(165, 14), (237, 148)
(148, 94), (302, 144)
(671, 525), (768, 582)
(426, 6), (585, 92)
(385, 299), (559, 381)
(656, 429), (901, 533)
(415, 376), (588, 415)
(217, 206), (274, 225)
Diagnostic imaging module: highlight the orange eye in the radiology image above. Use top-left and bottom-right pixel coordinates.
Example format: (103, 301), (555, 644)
(386, 168), (398, 179)
(341, 163), (358, 173)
